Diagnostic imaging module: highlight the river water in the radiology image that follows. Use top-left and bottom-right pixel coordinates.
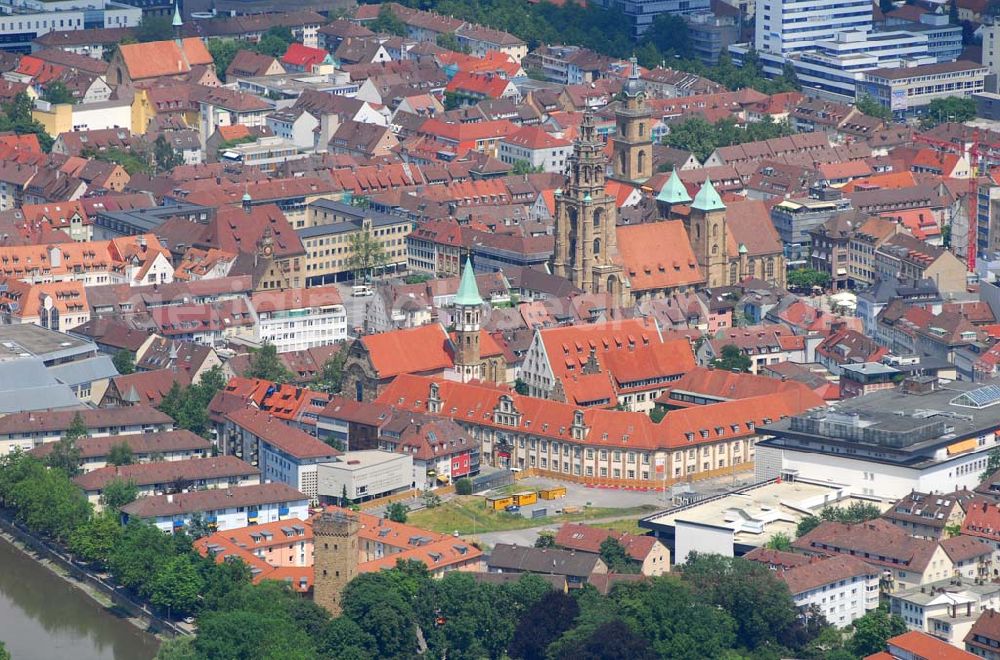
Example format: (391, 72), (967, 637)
(0, 538), (160, 660)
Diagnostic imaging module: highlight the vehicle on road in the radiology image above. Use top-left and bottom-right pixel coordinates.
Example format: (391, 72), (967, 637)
(505, 504), (520, 513)
(352, 285), (373, 297)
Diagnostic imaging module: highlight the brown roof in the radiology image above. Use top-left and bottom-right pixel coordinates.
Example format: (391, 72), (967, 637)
(966, 609), (1000, 649)
(0, 406), (172, 436)
(119, 38), (213, 81)
(73, 456), (259, 492)
(616, 221), (704, 292)
(225, 407), (339, 459)
(121, 482), (307, 518)
(725, 199), (783, 257)
(792, 518), (939, 572)
(940, 535), (993, 563)
(554, 522), (658, 561)
(28, 429), (210, 461)
(779, 555), (876, 595)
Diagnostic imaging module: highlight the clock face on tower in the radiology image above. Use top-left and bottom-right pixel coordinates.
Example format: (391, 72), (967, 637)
(262, 244), (273, 257)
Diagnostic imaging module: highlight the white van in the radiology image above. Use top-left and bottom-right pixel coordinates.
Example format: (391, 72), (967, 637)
(351, 285), (373, 297)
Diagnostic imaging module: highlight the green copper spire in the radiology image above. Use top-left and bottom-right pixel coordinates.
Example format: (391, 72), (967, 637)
(172, 1), (183, 28)
(656, 168), (692, 205)
(692, 177), (725, 212)
(454, 257), (483, 307)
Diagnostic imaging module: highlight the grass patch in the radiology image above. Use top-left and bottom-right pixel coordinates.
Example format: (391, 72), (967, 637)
(407, 496), (657, 534)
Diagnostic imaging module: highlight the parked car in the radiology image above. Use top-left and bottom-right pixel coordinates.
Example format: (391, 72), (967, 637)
(504, 504), (520, 513)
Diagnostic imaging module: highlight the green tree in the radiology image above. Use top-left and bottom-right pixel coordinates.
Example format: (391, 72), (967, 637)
(154, 637), (199, 660)
(386, 501), (409, 523)
(46, 413), (86, 477)
(820, 501), (882, 524)
(711, 344), (752, 373)
(849, 605), (907, 657)
(923, 96), (977, 128)
(765, 531), (793, 551)
(43, 81), (76, 105)
(318, 616), (377, 659)
(455, 477), (473, 495)
(252, 28), (293, 58)
(109, 521), (174, 596)
(199, 556), (253, 611)
(535, 530), (556, 548)
(600, 536), (638, 574)
(554, 618), (657, 660)
(682, 553), (798, 650)
(508, 588), (580, 659)
(641, 13), (692, 59)
(10, 466), (91, 542)
(150, 553), (205, 617)
(857, 93), (893, 121)
(112, 349), (135, 375)
(512, 160), (544, 174)
(880, 0), (896, 13)
(797, 515), (822, 538)
(981, 446), (1000, 482)
(780, 61), (801, 91)
(0, 642), (9, 660)
(185, 512), (213, 539)
(153, 135), (183, 174)
(787, 267), (832, 291)
(207, 39), (241, 81)
(0, 92), (53, 152)
(436, 32), (468, 52)
(69, 511), (123, 568)
(107, 441), (134, 466)
(100, 477), (138, 513)
(315, 348), (347, 394)
(194, 607), (316, 660)
(244, 342), (293, 384)
(347, 227), (388, 282)
(136, 16), (174, 42)
(649, 406), (666, 423)
(371, 5), (408, 36)
(341, 570), (420, 659)
(422, 491), (442, 509)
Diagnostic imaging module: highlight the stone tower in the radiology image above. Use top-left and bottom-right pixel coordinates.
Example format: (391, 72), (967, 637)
(612, 57), (653, 183)
(312, 510), (359, 616)
(551, 112), (625, 303)
(686, 178), (729, 288)
(452, 256), (483, 383)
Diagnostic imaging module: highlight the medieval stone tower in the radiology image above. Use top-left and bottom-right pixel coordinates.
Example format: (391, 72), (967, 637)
(612, 57), (653, 183)
(312, 510), (359, 616)
(686, 178), (729, 288)
(551, 113), (625, 303)
(452, 256), (483, 383)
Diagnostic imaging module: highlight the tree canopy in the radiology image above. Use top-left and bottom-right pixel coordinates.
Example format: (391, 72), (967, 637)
(711, 344), (752, 373)
(244, 343), (294, 385)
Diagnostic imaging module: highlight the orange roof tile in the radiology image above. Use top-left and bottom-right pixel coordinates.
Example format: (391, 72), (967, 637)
(119, 38), (213, 80)
(616, 221), (704, 292)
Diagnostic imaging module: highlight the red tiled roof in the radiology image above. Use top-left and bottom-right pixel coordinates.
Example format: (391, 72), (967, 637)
(554, 522), (657, 561)
(225, 407), (340, 459)
(281, 43), (330, 68)
(119, 38), (213, 80)
(882, 631), (977, 660)
(73, 456), (259, 492)
(616, 221), (704, 292)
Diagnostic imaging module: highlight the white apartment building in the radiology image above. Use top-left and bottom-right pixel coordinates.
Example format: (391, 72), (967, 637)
(754, 0), (872, 56)
(120, 483), (310, 533)
(0, 0), (140, 52)
(251, 287), (347, 353)
(498, 126), (571, 174)
(891, 578), (1000, 648)
(786, 557), (880, 628)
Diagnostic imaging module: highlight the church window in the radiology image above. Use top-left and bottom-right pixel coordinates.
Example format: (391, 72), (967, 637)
(638, 150), (646, 174)
(713, 223), (718, 237)
(766, 258), (775, 279)
(639, 123), (644, 137)
(593, 238), (601, 255)
(712, 245), (718, 255)
(730, 263), (738, 284)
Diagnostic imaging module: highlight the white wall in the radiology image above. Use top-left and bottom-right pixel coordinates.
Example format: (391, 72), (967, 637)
(674, 519), (734, 564)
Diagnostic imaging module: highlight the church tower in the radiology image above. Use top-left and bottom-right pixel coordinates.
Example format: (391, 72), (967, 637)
(687, 178), (729, 287)
(655, 167), (692, 219)
(552, 113), (625, 302)
(312, 510), (359, 616)
(612, 57), (653, 183)
(452, 256), (483, 383)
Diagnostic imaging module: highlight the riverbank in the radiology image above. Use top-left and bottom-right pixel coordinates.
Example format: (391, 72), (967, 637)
(0, 534), (160, 660)
(0, 513), (174, 657)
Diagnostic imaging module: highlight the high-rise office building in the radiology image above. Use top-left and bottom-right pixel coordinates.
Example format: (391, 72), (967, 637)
(754, 0), (873, 56)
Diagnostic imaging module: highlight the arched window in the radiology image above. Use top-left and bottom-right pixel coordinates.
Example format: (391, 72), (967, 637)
(593, 238), (601, 255)
(639, 123), (645, 137)
(593, 208), (603, 230)
(619, 151), (626, 173)
(766, 258), (775, 279)
(730, 262), (738, 284)
(638, 150), (646, 174)
(712, 245), (718, 255)
(712, 223), (719, 238)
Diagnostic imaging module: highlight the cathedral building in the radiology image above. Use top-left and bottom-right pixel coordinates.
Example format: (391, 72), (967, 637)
(551, 65), (786, 305)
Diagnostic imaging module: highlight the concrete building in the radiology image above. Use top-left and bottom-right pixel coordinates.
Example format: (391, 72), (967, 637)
(771, 193), (853, 267)
(686, 9), (741, 65)
(299, 200), (412, 285)
(891, 577), (1000, 648)
(0, 0), (141, 53)
(251, 287), (347, 353)
(591, 0), (709, 38)
(316, 450), (413, 503)
(498, 126), (571, 174)
(0, 406), (173, 455)
(28, 430), (211, 473)
(120, 483), (310, 534)
(224, 408), (340, 501)
(219, 136), (307, 173)
(756, 379), (1000, 499)
(754, 0), (873, 57)
(858, 61), (988, 118)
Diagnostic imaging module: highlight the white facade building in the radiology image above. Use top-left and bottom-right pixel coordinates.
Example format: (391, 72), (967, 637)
(251, 286), (347, 353)
(0, 0), (141, 52)
(890, 578), (1000, 648)
(316, 451), (414, 503)
(120, 483), (310, 533)
(754, 0), (872, 56)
